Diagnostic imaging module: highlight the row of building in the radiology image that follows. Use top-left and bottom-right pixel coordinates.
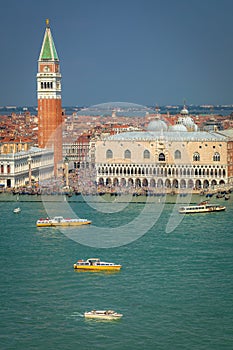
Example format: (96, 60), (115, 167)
(0, 20), (233, 192)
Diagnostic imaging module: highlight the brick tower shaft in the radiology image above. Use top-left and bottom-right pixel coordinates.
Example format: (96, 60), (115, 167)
(37, 19), (63, 176)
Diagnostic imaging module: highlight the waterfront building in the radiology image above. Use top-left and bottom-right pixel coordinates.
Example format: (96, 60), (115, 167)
(63, 123), (143, 171)
(216, 129), (233, 185)
(63, 133), (92, 169)
(0, 147), (54, 188)
(94, 110), (230, 191)
(37, 19), (63, 175)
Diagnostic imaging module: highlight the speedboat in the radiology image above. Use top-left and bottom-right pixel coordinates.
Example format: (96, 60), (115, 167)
(179, 203), (226, 214)
(84, 310), (123, 320)
(36, 216), (91, 227)
(13, 207), (21, 213)
(73, 258), (122, 271)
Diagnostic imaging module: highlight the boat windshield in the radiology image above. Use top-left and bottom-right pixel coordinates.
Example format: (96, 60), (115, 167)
(87, 258), (100, 263)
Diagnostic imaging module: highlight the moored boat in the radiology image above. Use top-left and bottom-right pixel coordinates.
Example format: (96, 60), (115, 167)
(84, 310), (123, 320)
(73, 258), (122, 271)
(179, 203), (226, 214)
(36, 216), (91, 227)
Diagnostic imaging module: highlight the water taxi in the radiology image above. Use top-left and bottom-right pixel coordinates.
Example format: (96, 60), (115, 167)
(36, 216), (91, 227)
(84, 310), (123, 320)
(179, 203), (226, 214)
(73, 258), (122, 271)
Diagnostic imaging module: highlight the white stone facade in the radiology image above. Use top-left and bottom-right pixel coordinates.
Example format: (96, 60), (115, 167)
(0, 147), (54, 188)
(94, 131), (228, 190)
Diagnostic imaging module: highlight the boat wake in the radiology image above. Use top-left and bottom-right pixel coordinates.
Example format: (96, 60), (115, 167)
(69, 312), (84, 318)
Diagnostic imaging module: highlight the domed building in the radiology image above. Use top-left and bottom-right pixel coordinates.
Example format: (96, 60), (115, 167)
(169, 123), (188, 132)
(147, 115), (168, 132)
(175, 105), (198, 132)
(180, 105), (189, 116)
(93, 107), (229, 191)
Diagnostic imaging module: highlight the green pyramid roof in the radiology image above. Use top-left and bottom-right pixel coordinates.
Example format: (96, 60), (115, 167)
(39, 24), (59, 61)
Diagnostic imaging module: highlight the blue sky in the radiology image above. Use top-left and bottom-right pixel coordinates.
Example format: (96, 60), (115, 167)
(1, 0), (233, 107)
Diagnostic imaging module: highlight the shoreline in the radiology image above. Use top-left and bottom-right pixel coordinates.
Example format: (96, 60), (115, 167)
(0, 191), (226, 204)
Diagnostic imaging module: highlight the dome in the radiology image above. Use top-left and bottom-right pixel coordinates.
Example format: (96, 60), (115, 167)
(183, 116), (195, 127)
(169, 124), (188, 132)
(147, 119), (168, 132)
(177, 116), (186, 124)
(180, 106), (189, 115)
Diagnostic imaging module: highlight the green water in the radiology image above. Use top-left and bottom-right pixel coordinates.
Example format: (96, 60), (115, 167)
(0, 196), (233, 349)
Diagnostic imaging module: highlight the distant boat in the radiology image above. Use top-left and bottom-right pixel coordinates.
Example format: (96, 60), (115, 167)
(73, 258), (122, 271)
(13, 207), (21, 213)
(84, 310), (123, 320)
(36, 216), (91, 227)
(179, 203), (226, 214)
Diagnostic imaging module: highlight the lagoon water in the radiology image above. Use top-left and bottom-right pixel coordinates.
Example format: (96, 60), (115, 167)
(0, 194), (233, 349)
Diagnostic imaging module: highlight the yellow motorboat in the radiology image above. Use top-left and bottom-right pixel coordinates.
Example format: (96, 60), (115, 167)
(36, 216), (91, 227)
(73, 258), (122, 271)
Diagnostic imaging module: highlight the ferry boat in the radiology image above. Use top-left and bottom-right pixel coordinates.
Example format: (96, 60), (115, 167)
(179, 203), (226, 214)
(36, 216), (91, 227)
(84, 310), (123, 320)
(73, 258), (122, 271)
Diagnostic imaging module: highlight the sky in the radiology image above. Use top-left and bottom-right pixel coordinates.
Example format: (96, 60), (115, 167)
(1, 0), (233, 107)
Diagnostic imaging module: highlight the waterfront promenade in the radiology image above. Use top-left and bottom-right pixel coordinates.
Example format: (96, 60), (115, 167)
(0, 183), (232, 204)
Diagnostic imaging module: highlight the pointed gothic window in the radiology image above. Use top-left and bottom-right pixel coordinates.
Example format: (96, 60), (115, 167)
(143, 150), (150, 159)
(213, 152), (220, 161)
(193, 152), (200, 161)
(174, 150), (181, 159)
(124, 149), (131, 159)
(158, 153), (165, 161)
(106, 149), (113, 159)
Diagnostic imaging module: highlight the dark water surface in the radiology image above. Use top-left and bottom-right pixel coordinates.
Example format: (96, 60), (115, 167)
(0, 197), (233, 349)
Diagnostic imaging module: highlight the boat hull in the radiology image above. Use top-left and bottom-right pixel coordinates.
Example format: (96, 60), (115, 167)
(84, 312), (122, 320)
(36, 221), (91, 227)
(179, 206), (226, 214)
(73, 264), (121, 271)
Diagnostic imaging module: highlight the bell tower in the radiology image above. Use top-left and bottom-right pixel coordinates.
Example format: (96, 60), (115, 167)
(37, 19), (63, 175)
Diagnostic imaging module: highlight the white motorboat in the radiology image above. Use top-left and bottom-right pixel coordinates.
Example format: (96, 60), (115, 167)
(13, 207), (21, 213)
(36, 216), (91, 227)
(179, 203), (226, 214)
(84, 310), (123, 320)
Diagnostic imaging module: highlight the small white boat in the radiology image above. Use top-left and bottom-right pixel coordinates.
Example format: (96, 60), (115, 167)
(13, 207), (21, 213)
(179, 203), (226, 214)
(84, 310), (123, 320)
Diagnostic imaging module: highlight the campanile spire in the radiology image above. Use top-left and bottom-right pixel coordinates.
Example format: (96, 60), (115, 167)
(37, 20), (63, 176)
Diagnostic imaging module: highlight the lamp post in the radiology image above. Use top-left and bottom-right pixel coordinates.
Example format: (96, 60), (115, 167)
(28, 155), (32, 187)
(64, 156), (69, 187)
